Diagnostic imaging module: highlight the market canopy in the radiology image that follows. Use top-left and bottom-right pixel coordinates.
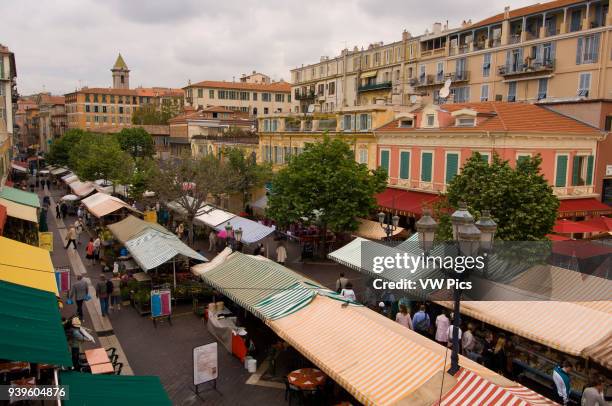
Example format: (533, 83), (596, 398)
(69, 180), (96, 198)
(0, 204), (6, 234)
(125, 228), (207, 271)
(580, 215), (612, 233)
(11, 162), (28, 173)
(251, 194), (268, 210)
(557, 198), (612, 218)
(0, 236), (58, 295)
(0, 281), (71, 367)
(82, 192), (139, 218)
(552, 219), (606, 234)
(213, 216), (274, 244)
(354, 218), (404, 240)
(61, 173), (79, 184)
(376, 188), (441, 218)
(107, 215), (170, 244)
(50, 167), (69, 175)
(0, 198), (38, 223)
(195, 205), (235, 227)
(60, 372), (171, 406)
(0, 186), (40, 208)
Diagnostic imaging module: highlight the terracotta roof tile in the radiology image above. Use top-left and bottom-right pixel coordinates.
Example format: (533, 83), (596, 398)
(185, 80), (291, 92)
(66, 87), (183, 97)
(376, 102), (601, 134)
(469, 0), (583, 30)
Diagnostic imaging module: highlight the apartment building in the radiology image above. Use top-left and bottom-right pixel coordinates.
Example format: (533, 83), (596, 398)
(375, 102), (611, 223)
(0, 44), (16, 188)
(65, 55), (183, 130)
(240, 71), (271, 84)
(35, 94), (66, 153)
(183, 79), (291, 117)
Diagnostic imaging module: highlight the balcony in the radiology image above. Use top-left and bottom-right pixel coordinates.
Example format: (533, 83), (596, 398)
(357, 81), (392, 93)
(448, 71), (469, 83)
(498, 59), (554, 78)
(414, 74), (445, 88)
(295, 92), (315, 101)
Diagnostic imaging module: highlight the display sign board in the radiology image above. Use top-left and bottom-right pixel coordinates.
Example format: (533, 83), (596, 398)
(606, 164), (612, 176)
(39, 232), (53, 252)
(55, 267), (71, 293)
(143, 210), (158, 223)
(151, 289), (171, 318)
(193, 342), (218, 385)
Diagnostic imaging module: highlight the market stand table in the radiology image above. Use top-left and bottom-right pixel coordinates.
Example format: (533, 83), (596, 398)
(85, 348), (113, 375)
(287, 368), (326, 390)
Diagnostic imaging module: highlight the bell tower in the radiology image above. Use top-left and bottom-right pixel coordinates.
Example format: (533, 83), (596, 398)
(111, 53), (130, 89)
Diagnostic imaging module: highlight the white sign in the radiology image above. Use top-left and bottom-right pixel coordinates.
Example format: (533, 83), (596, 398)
(606, 165), (612, 176)
(193, 343), (218, 385)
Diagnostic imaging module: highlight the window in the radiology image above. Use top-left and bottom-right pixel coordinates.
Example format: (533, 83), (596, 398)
(605, 116), (612, 131)
(482, 53), (491, 77)
(102, 106), (107, 113)
(357, 114), (371, 131)
(218, 90), (227, 99)
(421, 152), (433, 182)
(85, 94), (90, 102)
(555, 155), (567, 187)
(399, 151), (410, 179)
(570, 9), (582, 32)
(359, 149), (368, 164)
(275, 93), (284, 102)
(517, 154), (531, 165)
(578, 73), (591, 96)
(399, 119), (413, 128)
(455, 58), (467, 80)
(577, 34), (600, 64)
(426, 114), (435, 127)
(508, 82), (517, 102)
(102, 95), (107, 103)
(457, 117), (475, 127)
(343, 115), (353, 131)
(271, 119), (278, 131)
(264, 107), (269, 114)
(436, 62), (444, 82)
(240, 91), (249, 101)
(119, 106), (124, 114)
(209, 90), (214, 99)
(480, 84), (489, 101)
(380, 150), (390, 174)
(419, 65), (426, 83)
(329, 82), (335, 95)
(262, 93), (271, 102)
(93, 94), (99, 102)
(85, 105), (90, 112)
(197, 89), (203, 98)
(572, 155), (594, 185)
(452, 86), (470, 103)
(445, 153), (459, 184)
(110, 95), (115, 103)
(94, 105), (99, 113)
(263, 119), (270, 132)
(479, 152), (490, 163)
(537, 78), (548, 100)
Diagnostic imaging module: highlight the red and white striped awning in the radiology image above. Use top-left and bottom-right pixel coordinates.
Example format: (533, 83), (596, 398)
(436, 369), (557, 406)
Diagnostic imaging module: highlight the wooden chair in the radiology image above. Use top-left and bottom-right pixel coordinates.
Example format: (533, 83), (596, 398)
(113, 362), (123, 375)
(284, 378), (303, 405)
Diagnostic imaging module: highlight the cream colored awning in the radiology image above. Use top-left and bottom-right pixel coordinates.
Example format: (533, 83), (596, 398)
(361, 70), (378, 78)
(0, 198), (38, 223)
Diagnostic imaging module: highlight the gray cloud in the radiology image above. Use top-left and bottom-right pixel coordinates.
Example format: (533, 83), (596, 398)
(1, 0), (536, 95)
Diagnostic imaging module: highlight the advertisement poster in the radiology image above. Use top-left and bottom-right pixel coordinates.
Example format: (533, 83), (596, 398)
(39, 232), (53, 252)
(151, 289), (171, 318)
(193, 343), (218, 385)
(55, 267), (71, 293)
(143, 210), (158, 223)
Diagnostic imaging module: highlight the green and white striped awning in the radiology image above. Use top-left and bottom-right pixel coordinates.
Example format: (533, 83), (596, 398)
(254, 282), (317, 320)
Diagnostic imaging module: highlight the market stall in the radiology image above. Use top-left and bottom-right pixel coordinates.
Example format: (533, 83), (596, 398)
(61, 172), (79, 185)
(353, 218), (404, 240)
(213, 216), (275, 245)
(0, 186), (40, 244)
(69, 180), (96, 198)
(81, 192), (140, 223)
(0, 236), (58, 295)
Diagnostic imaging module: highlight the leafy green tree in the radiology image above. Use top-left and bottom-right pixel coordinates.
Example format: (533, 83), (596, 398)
(225, 148), (272, 209)
(115, 127), (155, 158)
(69, 133), (134, 186)
(438, 152), (559, 241)
(131, 101), (180, 125)
(148, 154), (236, 245)
(47, 129), (86, 165)
(127, 158), (155, 201)
(267, 136), (387, 252)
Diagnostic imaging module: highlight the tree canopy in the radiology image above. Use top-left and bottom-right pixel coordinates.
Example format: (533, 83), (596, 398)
(267, 136), (387, 233)
(115, 127), (155, 158)
(437, 152), (559, 241)
(69, 133), (134, 185)
(131, 102), (180, 125)
(46, 129), (86, 165)
(225, 148), (272, 209)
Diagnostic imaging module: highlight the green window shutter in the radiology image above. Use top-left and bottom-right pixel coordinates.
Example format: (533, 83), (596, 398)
(380, 150), (390, 174)
(572, 155), (581, 186)
(586, 155), (594, 185)
(445, 153), (459, 184)
(399, 151), (410, 179)
(480, 153), (489, 163)
(555, 155), (568, 187)
(517, 155), (529, 165)
(421, 152), (433, 182)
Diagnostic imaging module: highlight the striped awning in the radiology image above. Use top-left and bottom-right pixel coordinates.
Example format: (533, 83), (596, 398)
(583, 332), (612, 370)
(125, 229), (207, 271)
(213, 216), (274, 244)
(267, 295), (496, 406)
(69, 181), (96, 198)
(436, 368), (556, 406)
(62, 174), (79, 184)
(195, 205), (235, 227)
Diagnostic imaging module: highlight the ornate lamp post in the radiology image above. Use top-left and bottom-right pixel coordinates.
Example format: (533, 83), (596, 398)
(224, 222), (243, 251)
(417, 202), (496, 376)
(378, 211), (400, 240)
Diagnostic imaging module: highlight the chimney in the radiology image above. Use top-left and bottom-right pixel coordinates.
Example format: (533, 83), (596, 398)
(402, 30), (411, 40)
(433, 22), (442, 34)
(504, 6), (510, 19)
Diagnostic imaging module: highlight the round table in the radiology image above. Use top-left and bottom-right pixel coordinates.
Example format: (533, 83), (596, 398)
(287, 368), (326, 390)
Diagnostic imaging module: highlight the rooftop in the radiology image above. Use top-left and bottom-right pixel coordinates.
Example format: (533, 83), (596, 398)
(184, 80), (291, 93)
(112, 53), (129, 70)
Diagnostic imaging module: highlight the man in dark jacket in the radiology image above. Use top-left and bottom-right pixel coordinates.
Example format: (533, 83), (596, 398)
(70, 275), (89, 321)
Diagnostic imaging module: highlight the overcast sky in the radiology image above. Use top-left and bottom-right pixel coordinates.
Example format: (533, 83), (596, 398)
(2, 0), (536, 95)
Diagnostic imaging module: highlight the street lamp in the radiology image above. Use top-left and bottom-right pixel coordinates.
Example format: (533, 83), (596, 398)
(417, 202), (496, 376)
(224, 222), (243, 251)
(378, 211), (399, 240)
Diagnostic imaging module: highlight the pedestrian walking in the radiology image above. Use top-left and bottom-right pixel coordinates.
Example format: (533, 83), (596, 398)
(74, 219), (83, 244)
(85, 238), (95, 265)
(340, 282), (357, 301)
(55, 204), (61, 219)
(61, 202), (68, 219)
(46, 178), (51, 190)
(95, 275), (110, 317)
(553, 360), (573, 405)
(462, 323), (476, 357)
(65, 226), (77, 249)
(254, 243), (265, 257)
(77, 206), (83, 220)
(581, 376), (606, 406)
(335, 273), (348, 293)
(395, 304), (413, 329)
(93, 235), (101, 263)
(482, 331), (496, 369)
(412, 305), (431, 336)
(208, 230), (217, 252)
(275, 242), (287, 265)
(110, 270), (122, 311)
(68, 317), (87, 369)
(35, 177), (40, 189)
(175, 223), (184, 239)
(447, 314), (463, 349)
(69, 275), (89, 321)
(435, 311), (451, 346)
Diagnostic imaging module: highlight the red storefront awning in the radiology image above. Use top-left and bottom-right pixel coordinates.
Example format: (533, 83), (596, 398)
(546, 233), (571, 241)
(558, 198), (612, 218)
(553, 219), (607, 234)
(0, 204), (6, 236)
(580, 215), (612, 232)
(376, 188), (441, 218)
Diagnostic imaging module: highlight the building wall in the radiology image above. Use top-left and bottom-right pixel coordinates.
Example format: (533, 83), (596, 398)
(184, 85), (291, 117)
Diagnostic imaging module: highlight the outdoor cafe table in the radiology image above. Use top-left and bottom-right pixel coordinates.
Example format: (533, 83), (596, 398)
(84, 348), (113, 375)
(287, 368), (326, 390)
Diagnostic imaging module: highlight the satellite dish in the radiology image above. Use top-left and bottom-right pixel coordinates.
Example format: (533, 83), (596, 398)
(409, 95), (418, 104)
(439, 78), (452, 99)
(307, 104), (315, 113)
